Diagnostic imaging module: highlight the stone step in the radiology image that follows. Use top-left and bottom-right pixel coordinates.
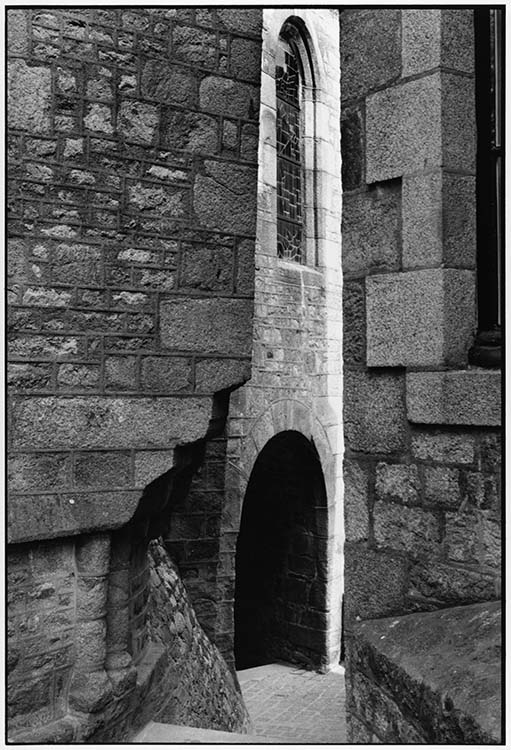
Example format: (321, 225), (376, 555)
(132, 722), (281, 743)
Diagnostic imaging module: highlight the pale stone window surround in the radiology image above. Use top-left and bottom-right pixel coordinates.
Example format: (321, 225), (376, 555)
(258, 10), (342, 271)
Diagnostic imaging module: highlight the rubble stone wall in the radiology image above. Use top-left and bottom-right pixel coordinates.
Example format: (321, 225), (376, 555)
(340, 9), (501, 742)
(7, 7), (262, 741)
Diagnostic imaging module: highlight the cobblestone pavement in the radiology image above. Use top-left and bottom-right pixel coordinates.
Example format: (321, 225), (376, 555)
(237, 662), (347, 743)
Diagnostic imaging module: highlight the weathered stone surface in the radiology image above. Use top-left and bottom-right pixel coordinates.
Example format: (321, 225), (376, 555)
(350, 601), (501, 743)
(180, 244), (233, 292)
(141, 61), (196, 106)
(10, 396), (211, 449)
(343, 281), (365, 365)
(172, 27), (217, 68)
(57, 364), (100, 389)
(346, 713), (374, 744)
(195, 358), (251, 393)
(7, 9), (29, 53)
(463, 471), (500, 513)
(74, 452), (131, 489)
(366, 74), (441, 183)
(216, 9), (261, 34)
(375, 462), (420, 506)
(8, 452), (71, 492)
(366, 269), (475, 367)
(340, 9), (401, 101)
(441, 73), (476, 173)
(143, 540), (251, 733)
(230, 38), (261, 82)
(235, 240), (255, 295)
(342, 181), (401, 275)
(343, 460), (370, 542)
(134, 450), (175, 487)
(347, 668), (425, 743)
(8, 490), (141, 543)
(402, 171), (476, 270)
(440, 10), (475, 72)
(105, 356), (137, 391)
(140, 357), (192, 392)
(367, 72), (475, 182)
(84, 104), (113, 134)
(199, 77), (258, 119)
(8, 59), (51, 134)
(344, 370), (406, 453)
(411, 429), (475, 464)
(341, 106), (364, 191)
(406, 370), (501, 426)
(160, 298), (252, 357)
(162, 110), (218, 154)
(117, 101), (158, 144)
(194, 161), (257, 234)
(344, 545), (408, 622)
(402, 9), (474, 76)
(374, 501), (441, 555)
(408, 559), (499, 606)
(401, 9), (441, 76)
(444, 509), (500, 570)
(423, 466), (461, 509)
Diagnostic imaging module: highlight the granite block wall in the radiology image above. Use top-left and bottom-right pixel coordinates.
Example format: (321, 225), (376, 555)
(340, 9), (501, 742)
(7, 7), (262, 741)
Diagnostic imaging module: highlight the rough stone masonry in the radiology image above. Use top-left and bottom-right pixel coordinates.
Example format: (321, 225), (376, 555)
(6, 6), (502, 745)
(7, 7), (262, 741)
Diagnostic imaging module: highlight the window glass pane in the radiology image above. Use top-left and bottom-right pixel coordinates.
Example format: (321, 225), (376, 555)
(276, 40), (304, 263)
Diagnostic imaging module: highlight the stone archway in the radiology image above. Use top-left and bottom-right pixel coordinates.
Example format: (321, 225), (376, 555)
(234, 430), (329, 670)
(216, 398), (343, 672)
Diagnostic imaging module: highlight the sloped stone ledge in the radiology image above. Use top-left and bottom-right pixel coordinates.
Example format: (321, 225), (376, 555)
(346, 601), (501, 744)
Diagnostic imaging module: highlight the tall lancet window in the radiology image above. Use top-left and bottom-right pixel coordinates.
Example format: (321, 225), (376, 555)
(276, 37), (304, 263)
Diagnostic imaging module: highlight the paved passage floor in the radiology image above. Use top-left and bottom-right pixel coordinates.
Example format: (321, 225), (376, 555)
(237, 662), (347, 743)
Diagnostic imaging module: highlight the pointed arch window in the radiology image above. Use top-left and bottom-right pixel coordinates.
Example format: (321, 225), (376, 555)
(276, 35), (305, 263)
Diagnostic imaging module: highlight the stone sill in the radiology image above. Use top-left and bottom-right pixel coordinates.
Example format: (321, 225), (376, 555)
(406, 368), (501, 426)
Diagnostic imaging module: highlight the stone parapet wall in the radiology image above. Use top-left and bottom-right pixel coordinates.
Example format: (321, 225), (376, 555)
(341, 8), (501, 742)
(347, 602), (501, 743)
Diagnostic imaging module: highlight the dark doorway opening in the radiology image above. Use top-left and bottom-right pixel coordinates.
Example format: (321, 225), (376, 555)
(234, 430), (328, 670)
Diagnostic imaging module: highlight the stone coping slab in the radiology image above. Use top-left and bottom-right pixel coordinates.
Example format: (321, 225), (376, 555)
(350, 600), (501, 743)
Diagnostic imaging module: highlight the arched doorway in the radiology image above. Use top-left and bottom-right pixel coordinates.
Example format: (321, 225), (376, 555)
(234, 430), (328, 670)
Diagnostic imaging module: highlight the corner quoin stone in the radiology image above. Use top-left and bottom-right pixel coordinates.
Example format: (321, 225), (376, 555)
(366, 268), (475, 368)
(160, 298), (253, 357)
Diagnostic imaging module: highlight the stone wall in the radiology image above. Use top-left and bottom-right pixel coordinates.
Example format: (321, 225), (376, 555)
(220, 8), (344, 671)
(8, 538), (250, 742)
(340, 9), (501, 742)
(347, 602), (501, 743)
(7, 7), (262, 741)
